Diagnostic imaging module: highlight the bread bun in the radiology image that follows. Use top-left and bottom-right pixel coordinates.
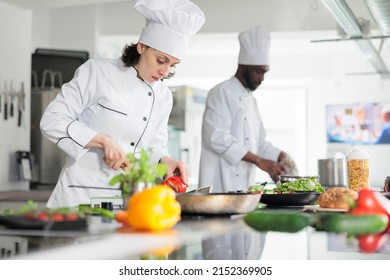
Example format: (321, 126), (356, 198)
(318, 187), (358, 209)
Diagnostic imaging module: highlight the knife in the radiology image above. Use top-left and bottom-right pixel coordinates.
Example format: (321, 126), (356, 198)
(3, 92), (8, 120)
(17, 82), (25, 127)
(68, 185), (120, 191)
(10, 93), (14, 118)
(0, 81), (3, 113)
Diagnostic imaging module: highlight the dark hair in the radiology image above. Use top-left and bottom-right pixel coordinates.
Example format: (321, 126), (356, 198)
(119, 43), (176, 80)
(120, 43), (140, 67)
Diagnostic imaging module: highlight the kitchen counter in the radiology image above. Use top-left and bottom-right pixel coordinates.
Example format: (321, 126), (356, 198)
(0, 190), (51, 210)
(1, 208), (389, 260)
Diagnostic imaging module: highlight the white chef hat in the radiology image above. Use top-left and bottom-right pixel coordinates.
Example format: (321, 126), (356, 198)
(134, 0), (205, 60)
(238, 26), (270, 66)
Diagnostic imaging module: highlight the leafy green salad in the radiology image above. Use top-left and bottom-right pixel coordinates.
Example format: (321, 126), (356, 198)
(249, 177), (325, 194)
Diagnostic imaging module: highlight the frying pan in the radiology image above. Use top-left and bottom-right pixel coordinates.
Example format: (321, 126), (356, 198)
(176, 193), (261, 215)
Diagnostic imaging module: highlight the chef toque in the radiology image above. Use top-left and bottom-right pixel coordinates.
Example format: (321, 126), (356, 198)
(134, 0), (205, 60)
(238, 26), (270, 66)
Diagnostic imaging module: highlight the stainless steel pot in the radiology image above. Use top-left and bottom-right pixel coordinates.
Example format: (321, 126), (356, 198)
(317, 158), (347, 187)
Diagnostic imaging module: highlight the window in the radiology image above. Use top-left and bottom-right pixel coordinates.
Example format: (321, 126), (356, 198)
(254, 88), (307, 183)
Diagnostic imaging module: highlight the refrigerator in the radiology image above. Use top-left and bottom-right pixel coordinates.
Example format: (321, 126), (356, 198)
(30, 49), (88, 189)
(30, 86), (67, 189)
(168, 86), (208, 187)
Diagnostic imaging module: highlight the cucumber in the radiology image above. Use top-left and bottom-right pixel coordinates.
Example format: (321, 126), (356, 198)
(321, 214), (388, 235)
(244, 211), (311, 233)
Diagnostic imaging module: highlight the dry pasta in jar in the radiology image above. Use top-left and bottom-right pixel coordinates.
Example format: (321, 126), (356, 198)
(347, 159), (370, 191)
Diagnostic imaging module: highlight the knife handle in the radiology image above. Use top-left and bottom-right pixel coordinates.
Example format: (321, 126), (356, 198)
(10, 102), (14, 117)
(18, 110), (22, 126)
(4, 103), (7, 120)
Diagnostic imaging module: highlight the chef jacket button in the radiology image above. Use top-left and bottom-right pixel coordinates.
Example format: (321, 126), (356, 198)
(244, 118), (247, 121)
(246, 138), (249, 140)
(143, 117), (147, 121)
(148, 92), (152, 96)
(130, 142), (135, 146)
(236, 174), (239, 177)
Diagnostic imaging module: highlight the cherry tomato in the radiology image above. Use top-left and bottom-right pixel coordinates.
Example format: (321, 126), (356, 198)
(51, 213), (65, 221)
(65, 213), (79, 221)
(24, 213), (35, 220)
(161, 175), (188, 193)
(36, 212), (49, 221)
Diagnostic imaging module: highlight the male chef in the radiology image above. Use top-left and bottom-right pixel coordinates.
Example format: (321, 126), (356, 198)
(199, 25), (297, 193)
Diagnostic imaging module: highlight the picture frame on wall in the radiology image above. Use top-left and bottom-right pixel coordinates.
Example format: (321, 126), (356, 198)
(326, 102), (390, 145)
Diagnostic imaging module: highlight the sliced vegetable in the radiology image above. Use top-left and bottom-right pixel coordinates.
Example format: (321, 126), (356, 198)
(161, 175), (188, 193)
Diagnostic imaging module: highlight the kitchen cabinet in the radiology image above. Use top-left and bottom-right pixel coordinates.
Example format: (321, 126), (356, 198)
(0, 210), (389, 260)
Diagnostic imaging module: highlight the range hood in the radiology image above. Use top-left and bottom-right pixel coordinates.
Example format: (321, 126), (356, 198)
(320, 0), (390, 79)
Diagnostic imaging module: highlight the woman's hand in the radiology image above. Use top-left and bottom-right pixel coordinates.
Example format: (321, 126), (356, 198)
(159, 156), (189, 185)
(86, 134), (130, 171)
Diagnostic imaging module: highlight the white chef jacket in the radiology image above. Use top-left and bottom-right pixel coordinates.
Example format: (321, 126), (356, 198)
(40, 58), (172, 208)
(199, 76), (281, 192)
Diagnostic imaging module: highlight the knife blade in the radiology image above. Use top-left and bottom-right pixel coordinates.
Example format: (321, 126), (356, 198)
(68, 185), (121, 191)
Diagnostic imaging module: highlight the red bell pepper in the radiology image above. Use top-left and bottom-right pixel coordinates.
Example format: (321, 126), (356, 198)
(349, 189), (390, 232)
(161, 175), (188, 193)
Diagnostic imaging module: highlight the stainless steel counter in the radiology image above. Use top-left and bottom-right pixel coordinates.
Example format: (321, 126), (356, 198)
(1, 210), (389, 260)
(0, 191), (52, 210)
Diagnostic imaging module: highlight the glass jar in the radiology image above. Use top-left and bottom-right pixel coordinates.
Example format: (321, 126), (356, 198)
(384, 176), (390, 193)
(346, 148), (370, 192)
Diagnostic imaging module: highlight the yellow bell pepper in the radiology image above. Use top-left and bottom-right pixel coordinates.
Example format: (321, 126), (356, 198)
(126, 185), (181, 231)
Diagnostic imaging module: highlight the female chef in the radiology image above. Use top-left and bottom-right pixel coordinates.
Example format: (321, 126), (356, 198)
(40, 0), (205, 208)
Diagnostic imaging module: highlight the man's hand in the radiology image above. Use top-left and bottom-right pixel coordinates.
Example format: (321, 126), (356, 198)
(255, 158), (283, 183)
(278, 152), (298, 176)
